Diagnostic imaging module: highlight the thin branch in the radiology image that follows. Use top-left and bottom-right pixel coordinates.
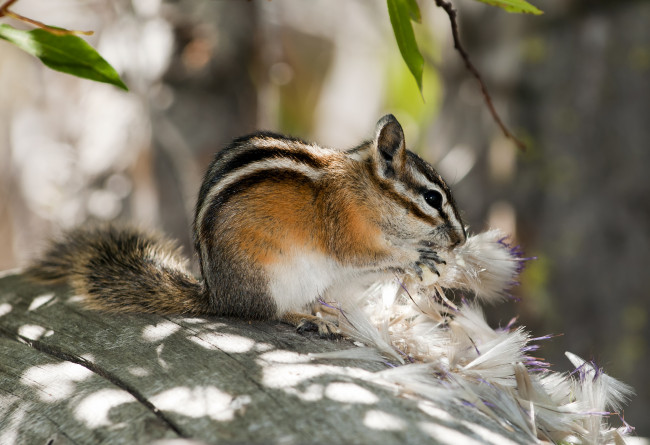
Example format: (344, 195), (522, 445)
(0, 0), (17, 17)
(433, 0), (526, 150)
(0, 0), (93, 36)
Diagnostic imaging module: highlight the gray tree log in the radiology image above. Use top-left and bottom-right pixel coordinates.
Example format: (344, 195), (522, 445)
(0, 271), (535, 445)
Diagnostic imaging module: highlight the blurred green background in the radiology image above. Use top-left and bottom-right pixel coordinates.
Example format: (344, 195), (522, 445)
(0, 0), (647, 436)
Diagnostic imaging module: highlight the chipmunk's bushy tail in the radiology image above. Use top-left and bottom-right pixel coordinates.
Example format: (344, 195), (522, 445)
(27, 224), (212, 315)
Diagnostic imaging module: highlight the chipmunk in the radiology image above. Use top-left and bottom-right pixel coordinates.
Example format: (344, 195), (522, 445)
(27, 115), (466, 336)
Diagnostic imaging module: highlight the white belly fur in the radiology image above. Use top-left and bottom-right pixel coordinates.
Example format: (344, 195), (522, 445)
(266, 249), (356, 316)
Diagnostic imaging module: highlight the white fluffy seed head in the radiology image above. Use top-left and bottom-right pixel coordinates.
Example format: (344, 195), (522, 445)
(319, 229), (633, 444)
(412, 229), (523, 302)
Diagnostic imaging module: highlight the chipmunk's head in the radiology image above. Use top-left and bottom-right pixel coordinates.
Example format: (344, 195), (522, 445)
(370, 114), (466, 249)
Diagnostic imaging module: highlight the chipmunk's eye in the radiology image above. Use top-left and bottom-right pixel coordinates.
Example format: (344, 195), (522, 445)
(423, 190), (443, 210)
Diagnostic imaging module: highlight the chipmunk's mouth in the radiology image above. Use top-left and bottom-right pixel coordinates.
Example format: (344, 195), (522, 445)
(425, 224), (466, 250)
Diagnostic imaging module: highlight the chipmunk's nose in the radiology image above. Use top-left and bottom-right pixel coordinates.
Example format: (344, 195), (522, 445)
(449, 225), (466, 248)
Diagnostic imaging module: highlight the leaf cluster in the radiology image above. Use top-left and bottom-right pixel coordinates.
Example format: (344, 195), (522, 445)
(0, 1), (541, 107)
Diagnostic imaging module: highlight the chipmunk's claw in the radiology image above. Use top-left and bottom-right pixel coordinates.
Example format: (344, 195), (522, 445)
(417, 248), (446, 265)
(415, 247), (445, 280)
(415, 261), (440, 280)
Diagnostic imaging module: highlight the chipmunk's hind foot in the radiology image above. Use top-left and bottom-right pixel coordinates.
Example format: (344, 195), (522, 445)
(282, 311), (341, 339)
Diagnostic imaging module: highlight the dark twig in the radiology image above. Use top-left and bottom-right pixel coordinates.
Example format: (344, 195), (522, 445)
(433, 0), (526, 151)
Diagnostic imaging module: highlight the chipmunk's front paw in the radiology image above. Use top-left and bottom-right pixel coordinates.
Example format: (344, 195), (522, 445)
(414, 247), (446, 279)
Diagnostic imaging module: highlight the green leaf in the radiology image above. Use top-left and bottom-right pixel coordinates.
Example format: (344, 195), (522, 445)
(387, 0), (424, 94)
(0, 24), (128, 91)
(472, 0), (543, 15)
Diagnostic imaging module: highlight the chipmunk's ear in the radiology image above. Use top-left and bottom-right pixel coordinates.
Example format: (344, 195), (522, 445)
(373, 114), (406, 176)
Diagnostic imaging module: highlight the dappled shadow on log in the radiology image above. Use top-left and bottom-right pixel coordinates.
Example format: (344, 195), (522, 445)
(0, 272), (534, 444)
